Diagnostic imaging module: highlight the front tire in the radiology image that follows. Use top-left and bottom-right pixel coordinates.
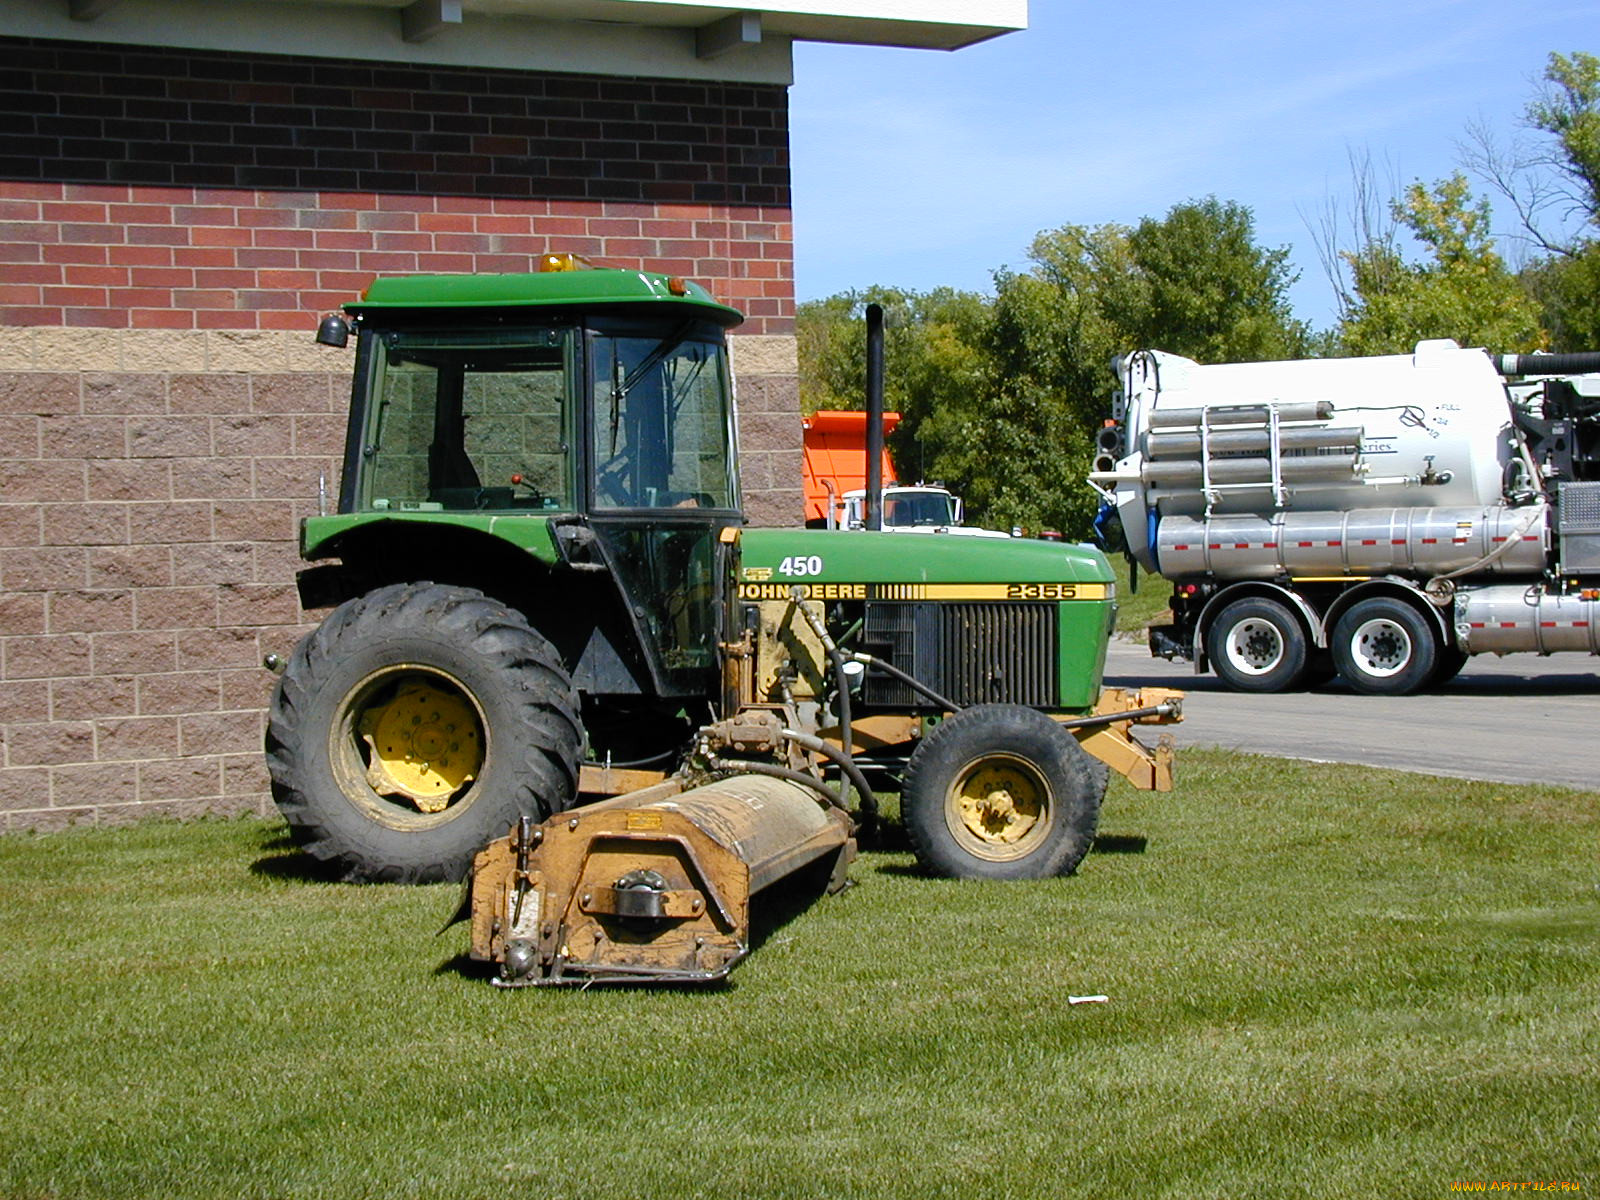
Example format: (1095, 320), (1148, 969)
(1330, 597), (1438, 696)
(1205, 597), (1310, 693)
(265, 583), (584, 883)
(901, 705), (1104, 880)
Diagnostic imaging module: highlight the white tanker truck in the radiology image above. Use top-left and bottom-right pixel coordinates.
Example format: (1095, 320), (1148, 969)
(1088, 340), (1600, 694)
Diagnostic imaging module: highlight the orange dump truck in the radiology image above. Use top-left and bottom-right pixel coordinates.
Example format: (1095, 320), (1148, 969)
(802, 409), (900, 527)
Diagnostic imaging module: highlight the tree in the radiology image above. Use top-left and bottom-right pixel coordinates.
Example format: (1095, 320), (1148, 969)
(1464, 51), (1600, 348)
(970, 199), (1307, 535)
(796, 199), (1312, 538)
(1523, 53), (1600, 347)
(992, 221), (1130, 427)
(1115, 198), (1310, 363)
(1521, 242), (1600, 350)
(795, 285), (990, 481)
(795, 290), (861, 416)
(1524, 51), (1600, 242)
(957, 264), (1105, 535)
(1333, 174), (1546, 355)
(794, 273), (1104, 536)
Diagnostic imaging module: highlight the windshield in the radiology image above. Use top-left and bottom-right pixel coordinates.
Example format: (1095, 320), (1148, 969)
(589, 332), (737, 510)
(361, 329), (573, 512)
(883, 491), (956, 527)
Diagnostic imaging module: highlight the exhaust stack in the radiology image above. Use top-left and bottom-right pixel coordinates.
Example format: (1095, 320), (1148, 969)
(865, 302), (885, 532)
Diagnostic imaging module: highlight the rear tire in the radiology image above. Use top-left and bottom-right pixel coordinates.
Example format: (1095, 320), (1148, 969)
(901, 705), (1104, 881)
(1330, 597), (1438, 696)
(265, 583), (583, 883)
(1205, 597), (1310, 693)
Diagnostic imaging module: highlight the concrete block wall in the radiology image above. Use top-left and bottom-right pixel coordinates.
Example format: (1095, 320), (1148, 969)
(0, 35), (801, 831)
(0, 348), (345, 829)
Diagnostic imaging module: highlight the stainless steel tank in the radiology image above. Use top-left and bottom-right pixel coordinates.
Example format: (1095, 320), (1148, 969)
(1153, 504), (1548, 579)
(1455, 585), (1600, 654)
(1106, 343), (1520, 572)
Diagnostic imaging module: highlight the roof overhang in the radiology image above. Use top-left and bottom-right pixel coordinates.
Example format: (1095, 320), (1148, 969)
(310, 2), (1029, 51)
(4, 0), (1026, 84)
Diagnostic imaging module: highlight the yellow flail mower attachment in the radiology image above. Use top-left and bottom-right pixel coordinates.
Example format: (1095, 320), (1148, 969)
(461, 775), (855, 987)
(452, 687), (1183, 987)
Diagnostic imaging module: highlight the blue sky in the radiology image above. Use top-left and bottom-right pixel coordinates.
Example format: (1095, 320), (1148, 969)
(788, 1), (1599, 330)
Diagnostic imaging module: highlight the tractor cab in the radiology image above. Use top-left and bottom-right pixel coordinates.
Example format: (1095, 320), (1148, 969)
(308, 257), (744, 698)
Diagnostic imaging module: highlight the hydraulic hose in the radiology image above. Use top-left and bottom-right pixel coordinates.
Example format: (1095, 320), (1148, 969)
(789, 589), (856, 769)
(779, 728), (879, 835)
(704, 758), (847, 815)
(848, 651), (963, 714)
(1424, 499), (1547, 598)
(1053, 700), (1182, 730)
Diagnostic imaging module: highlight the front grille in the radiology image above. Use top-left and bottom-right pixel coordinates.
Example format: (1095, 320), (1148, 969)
(861, 602), (1058, 708)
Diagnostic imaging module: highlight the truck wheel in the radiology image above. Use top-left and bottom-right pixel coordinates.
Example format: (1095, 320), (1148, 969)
(1330, 597), (1438, 696)
(265, 583), (583, 883)
(1205, 597), (1309, 693)
(901, 705), (1103, 880)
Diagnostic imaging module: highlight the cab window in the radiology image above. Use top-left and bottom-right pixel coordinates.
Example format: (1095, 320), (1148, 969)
(589, 333), (736, 511)
(362, 329), (573, 512)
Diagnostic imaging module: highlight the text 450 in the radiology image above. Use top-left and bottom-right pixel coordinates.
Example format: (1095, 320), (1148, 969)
(778, 555), (825, 577)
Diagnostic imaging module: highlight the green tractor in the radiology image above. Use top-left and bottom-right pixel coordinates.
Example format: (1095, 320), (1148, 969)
(265, 260), (1179, 885)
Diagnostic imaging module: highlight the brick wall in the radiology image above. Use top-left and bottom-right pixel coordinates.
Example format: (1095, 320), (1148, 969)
(0, 36), (802, 831)
(0, 185), (793, 333)
(0, 36), (794, 331)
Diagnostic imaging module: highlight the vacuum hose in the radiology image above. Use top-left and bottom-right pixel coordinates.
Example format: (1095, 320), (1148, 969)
(705, 758), (846, 814)
(1494, 352), (1600, 376)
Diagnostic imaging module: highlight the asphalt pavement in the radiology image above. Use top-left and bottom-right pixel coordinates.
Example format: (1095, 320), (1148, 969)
(1103, 638), (1600, 792)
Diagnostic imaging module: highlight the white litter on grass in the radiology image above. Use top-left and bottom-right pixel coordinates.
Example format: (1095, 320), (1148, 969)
(1068, 994), (1109, 1005)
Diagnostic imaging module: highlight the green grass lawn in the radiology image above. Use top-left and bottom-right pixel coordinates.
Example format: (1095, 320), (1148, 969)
(2, 751), (1597, 1199)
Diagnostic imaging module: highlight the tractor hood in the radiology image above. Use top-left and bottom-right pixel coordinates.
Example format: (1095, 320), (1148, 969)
(739, 528), (1113, 589)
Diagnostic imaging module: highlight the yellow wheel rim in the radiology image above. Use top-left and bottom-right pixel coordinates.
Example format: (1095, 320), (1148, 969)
(946, 756), (1053, 863)
(341, 671), (485, 818)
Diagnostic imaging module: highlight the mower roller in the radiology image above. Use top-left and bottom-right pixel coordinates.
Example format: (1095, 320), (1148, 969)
(463, 774), (854, 985)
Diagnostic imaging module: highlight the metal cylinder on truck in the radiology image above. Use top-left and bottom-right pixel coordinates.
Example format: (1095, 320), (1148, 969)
(1089, 339), (1600, 694)
(1456, 585), (1600, 654)
(1152, 505), (1547, 580)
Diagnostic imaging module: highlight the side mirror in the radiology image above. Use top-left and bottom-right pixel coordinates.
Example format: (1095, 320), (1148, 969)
(315, 313), (351, 348)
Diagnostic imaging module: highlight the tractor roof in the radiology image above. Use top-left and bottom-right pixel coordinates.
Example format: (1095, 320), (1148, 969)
(346, 267), (744, 327)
